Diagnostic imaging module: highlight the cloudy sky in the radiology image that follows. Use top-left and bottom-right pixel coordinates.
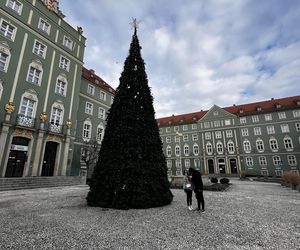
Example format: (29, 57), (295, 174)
(60, 0), (300, 118)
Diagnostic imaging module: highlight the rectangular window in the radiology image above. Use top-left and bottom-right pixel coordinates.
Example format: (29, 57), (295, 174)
(185, 159), (190, 167)
(166, 137), (171, 143)
(273, 156), (281, 166)
(254, 127), (261, 135)
(87, 84), (95, 95)
(98, 107), (105, 119)
(192, 124), (197, 130)
(226, 130), (233, 138)
(0, 19), (16, 40)
(252, 115), (259, 122)
(192, 134), (198, 141)
(20, 98), (34, 117)
(174, 136), (180, 143)
(214, 120), (220, 127)
(241, 128), (249, 136)
(215, 131), (222, 139)
(278, 112), (286, 119)
(33, 40), (46, 58)
(83, 123), (91, 139)
(55, 80), (66, 96)
(85, 102), (93, 115)
(0, 52), (9, 71)
(259, 156), (267, 166)
(38, 18), (50, 34)
(167, 160), (172, 169)
(27, 67), (41, 85)
(205, 132), (211, 140)
(59, 56), (70, 71)
(166, 127), (171, 133)
(183, 135), (189, 142)
(183, 125), (188, 131)
(204, 121), (210, 128)
(100, 91), (106, 101)
(224, 119), (231, 126)
(240, 117), (246, 124)
(267, 126), (275, 134)
(287, 155), (297, 166)
(111, 96), (114, 104)
(63, 36), (73, 50)
(293, 110), (300, 118)
(281, 124), (289, 133)
(245, 157), (253, 167)
(296, 123), (300, 132)
(174, 126), (179, 132)
(6, 0), (23, 14)
(270, 139), (278, 151)
(264, 114), (272, 121)
(50, 107), (62, 125)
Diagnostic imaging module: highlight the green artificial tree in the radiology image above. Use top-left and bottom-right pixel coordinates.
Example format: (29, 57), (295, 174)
(87, 22), (173, 209)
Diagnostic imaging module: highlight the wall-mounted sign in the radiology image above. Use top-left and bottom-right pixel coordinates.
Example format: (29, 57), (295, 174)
(10, 144), (28, 151)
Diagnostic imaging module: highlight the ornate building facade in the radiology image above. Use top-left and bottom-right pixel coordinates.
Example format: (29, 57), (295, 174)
(157, 96), (300, 177)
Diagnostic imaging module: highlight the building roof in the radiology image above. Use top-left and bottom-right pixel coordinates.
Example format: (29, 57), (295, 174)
(82, 67), (115, 95)
(157, 95), (300, 126)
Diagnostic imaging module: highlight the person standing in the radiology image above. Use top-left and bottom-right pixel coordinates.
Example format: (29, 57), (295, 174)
(183, 172), (193, 210)
(188, 168), (205, 212)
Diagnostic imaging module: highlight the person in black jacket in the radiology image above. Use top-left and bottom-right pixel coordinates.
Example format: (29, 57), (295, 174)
(188, 168), (205, 212)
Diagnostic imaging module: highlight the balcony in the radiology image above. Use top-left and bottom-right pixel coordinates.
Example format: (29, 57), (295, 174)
(16, 114), (36, 128)
(48, 123), (64, 134)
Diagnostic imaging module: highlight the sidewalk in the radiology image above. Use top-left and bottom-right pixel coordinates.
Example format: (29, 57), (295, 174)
(0, 180), (299, 250)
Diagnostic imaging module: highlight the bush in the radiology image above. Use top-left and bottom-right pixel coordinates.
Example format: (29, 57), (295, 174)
(240, 171), (247, 179)
(281, 171), (300, 186)
(210, 177), (218, 183)
(220, 178), (230, 184)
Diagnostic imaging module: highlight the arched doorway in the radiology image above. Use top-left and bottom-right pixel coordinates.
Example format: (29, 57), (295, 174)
(208, 159), (214, 174)
(218, 158), (226, 174)
(230, 158), (238, 174)
(5, 137), (30, 177)
(41, 142), (58, 176)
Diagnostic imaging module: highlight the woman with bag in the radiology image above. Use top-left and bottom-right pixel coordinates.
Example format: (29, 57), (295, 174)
(183, 171), (193, 210)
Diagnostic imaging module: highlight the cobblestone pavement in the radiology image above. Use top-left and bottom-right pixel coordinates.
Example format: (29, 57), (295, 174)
(0, 180), (299, 250)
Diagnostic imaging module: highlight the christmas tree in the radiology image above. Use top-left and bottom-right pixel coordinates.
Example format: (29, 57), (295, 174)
(86, 21), (173, 209)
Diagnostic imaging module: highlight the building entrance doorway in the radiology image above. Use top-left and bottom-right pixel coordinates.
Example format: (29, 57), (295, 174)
(208, 159), (214, 174)
(230, 158), (238, 174)
(5, 137), (29, 177)
(41, 142), (58, 176)
(218, 158), (226, 174)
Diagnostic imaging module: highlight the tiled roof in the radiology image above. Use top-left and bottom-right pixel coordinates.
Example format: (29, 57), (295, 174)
(157, 95), (300, 126)
(82, 67), (116, 94)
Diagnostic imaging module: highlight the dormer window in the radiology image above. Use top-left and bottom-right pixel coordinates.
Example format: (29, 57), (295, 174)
(239, 109), (244, 114)
(256, 106), (262, 111)
(296, 101), (300, 105)
(275, 103), (281, 109)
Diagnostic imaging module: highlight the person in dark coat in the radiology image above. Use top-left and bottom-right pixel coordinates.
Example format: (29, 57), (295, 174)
(188, 167), (205, 212)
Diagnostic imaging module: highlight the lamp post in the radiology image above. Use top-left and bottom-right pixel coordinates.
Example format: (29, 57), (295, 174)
(176, 131), (184, 175)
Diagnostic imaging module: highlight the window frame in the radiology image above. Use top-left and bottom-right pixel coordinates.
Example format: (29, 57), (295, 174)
(0, 19), (17, 41)
(6, 0), (23, 15)
(33, 40), (47, 58)
(38, 18), (50, 34)
(85, 102), (93, 115)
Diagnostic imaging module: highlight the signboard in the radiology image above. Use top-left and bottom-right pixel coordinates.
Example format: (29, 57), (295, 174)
(11, 144), (28, 151)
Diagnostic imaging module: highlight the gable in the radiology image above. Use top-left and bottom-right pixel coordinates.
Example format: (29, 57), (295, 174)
(199, 105), (236, 121)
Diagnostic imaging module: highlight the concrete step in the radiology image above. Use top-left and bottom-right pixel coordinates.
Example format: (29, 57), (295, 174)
(0, 176), (85, 191)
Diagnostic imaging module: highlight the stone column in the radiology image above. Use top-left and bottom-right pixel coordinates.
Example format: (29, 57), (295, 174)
(61, 128), (71, 176)
(0, 116), (12, 177)
(31, 122), (46, 176)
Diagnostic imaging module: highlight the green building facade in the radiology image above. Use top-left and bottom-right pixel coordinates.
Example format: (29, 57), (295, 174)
(157, 96), (300, 177)
(0, 0), (86, 177)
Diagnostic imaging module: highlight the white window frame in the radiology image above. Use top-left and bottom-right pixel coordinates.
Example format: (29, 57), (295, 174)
(185, 159), (190, 168)
(278, 112), (286, 119)
(264, 114), (272, 121)
(216, 141), (223, 154)
(287, 155), (297, 166)
(183, 135), (189, 142)
(183, 125), (188, 131)
(214, 120), (220, 127)
(259, 156), (267, 167)
(227, 141), (235, 154)
(254, 127), (261, 136)
(293, 110), (300, 118)
(283, 136), (293, 151)
(205, 132), (211, 140)
(267, 125), (275, 135)
(296, 123), (300, 132)
(83, 120), (92, 141)
(33, 40), (47, 58)
(38, 18), (50, 34)
(6, 0), (23, 15)
(206, 142), (213, 155)
(26, 61), (43, 86)
(245, 157), (253, 168)
(166, 146), (172, 157)
(272, 155), (281, 167)
(215, 131), (222, 139)
(0, 19), (17, 41)
(87, 84), (95, 96)
(243, 140), (251, 153)
(0, 49), (10, 72)
(85, 102), (93, 115)
(192, 124), (197, 130)
(241, 128), (249, 136)
(100, 91), (106, 101)
(240, 117), (246, 124)
(98, 107), (105, 120)
(256, 139), (264, 152)
(59, 55), (70, 71)
(166, 136), (171, 143)
(174, 126), (179, 132)
(192, 134), (198, 141)
(269, 138), (278, 152)
(204, 121), (210, 128)
(96, 123), (104, 143)
(55, 79), (67, 96)
(226, 130), (233, 138)
(252, 115), (259, 122)
(63, 35), (74, 50)
(193, 144), (199, 155)
(224, 119), (231, 126)
(175, 145), (180, 156)
(281, 124), (289, 133)
(184, 144), (189, 156)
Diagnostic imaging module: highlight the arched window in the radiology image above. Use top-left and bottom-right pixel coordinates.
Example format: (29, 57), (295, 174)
(0, 41), (11, 72)
(256, 138), (264, 152)
(26, 59), (43, 86)
(83, 119), (92, 141)
(227, 140), (235, 154)
(55, 73), (68, 96)
(96, 123), (104, 144)
(216, 141), (223, 154)
(49, 101), (64, 133)
(283, 136), (293, 151)
(269, 137), (278, 152)
(243, 140), (251, 153)
(184, 144), (189, 156)
(206, 142), (213, 155)
(193, 143), (199, 155)
(166, 146), (172, 157)
(17, 89), (38, 128)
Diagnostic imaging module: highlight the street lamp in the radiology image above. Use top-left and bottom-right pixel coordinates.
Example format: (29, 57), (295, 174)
(176, 131), (184, 175)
